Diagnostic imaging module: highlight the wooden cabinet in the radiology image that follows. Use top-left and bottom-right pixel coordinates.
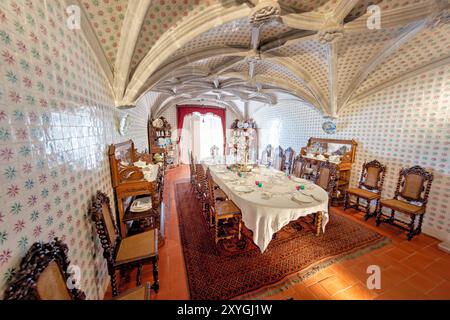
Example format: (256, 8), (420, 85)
(108, 140), (165, 246)
(148, 116), (175, 169)
(300, 138), (357, 206)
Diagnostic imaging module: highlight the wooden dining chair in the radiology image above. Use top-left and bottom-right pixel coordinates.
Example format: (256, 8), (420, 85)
(205, 168), (227, 225)
(284, 147), (296, 174)
(4, 237), (153, 300)
(189, 151), (196, 188)
(309, 161), (337, 235)
(206, 170), (243, 244)
(292, 155), (307, 179)
(272, 146), (285, 171)
(344, 160), (386, 220)
(195, 164), (209, 213)
(314, 161), (338, 197)
(4, 238), (86, 300)
(376, 165), (433, 240)
(90, 191), (159, 297)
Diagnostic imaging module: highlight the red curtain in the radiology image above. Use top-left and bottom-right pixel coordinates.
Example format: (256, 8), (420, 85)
(177, 105), (226, 155)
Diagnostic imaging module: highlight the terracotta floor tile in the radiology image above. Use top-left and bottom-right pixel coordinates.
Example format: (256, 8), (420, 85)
(333, 283), (378, 300)
(318, 275), (352, 296)
(307, 282), (332, 300)
(408, 273), (444, 293)
(384, 246), (414, 261)
(401, 252), (437, 270)
(426, 281), (450, 300)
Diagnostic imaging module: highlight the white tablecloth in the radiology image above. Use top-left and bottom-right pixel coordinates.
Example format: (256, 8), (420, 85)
(208, 165), (329, 253)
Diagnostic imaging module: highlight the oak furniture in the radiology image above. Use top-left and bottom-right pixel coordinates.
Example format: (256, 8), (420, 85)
(301, 137), (357, 205)
(292, 155), (309, 179)
(108, 140), (164, 244)
(90, 191), (159, 297)
(148, 116), (174, 168)
(376, 165), (433, 240)
(206, 169), (243, 245)
(3, 238), (152, 300)
(4, 238), (86, 300)
(207, 165), (329, 252)
(344, 160), (386, 220)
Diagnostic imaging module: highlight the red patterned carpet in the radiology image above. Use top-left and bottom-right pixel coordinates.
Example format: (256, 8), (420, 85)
(175, 180), (389, 300)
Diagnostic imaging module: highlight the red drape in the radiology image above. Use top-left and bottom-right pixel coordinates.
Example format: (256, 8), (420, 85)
(177, 105), (226, 155)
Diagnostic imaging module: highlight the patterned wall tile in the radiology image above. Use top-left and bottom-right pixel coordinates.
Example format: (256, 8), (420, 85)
(0, 0), (149, 299)
(253, 65), (450, 241)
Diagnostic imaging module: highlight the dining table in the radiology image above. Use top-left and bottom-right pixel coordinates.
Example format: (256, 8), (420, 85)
(205, 164), (330, 253)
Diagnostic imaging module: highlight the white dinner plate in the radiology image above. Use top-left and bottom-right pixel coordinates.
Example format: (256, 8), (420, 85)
(234, 186), (253, 193)
(292, 193), (313, 203)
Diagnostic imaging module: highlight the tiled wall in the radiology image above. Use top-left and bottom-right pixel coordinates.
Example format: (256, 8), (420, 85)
(0, 0), (149, 299)
(253, 65), (450, 242)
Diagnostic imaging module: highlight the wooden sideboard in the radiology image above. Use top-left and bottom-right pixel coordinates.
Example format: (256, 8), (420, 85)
(108, 140), (165, 245)
(300, 137), (357, 205)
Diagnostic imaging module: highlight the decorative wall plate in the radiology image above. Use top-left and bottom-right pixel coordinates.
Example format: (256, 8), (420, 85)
(322, 121), (337, 134)
(119, 114), (131, 136)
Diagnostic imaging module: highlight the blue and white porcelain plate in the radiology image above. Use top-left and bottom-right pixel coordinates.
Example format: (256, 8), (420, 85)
(322, 121), (336, 134)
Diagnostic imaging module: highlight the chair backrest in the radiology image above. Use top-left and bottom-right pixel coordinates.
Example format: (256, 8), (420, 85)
(195, 164), (208, 196)
(272, 146), (285, 171)
(292, 155), (306, 178)
(90, 191), (120, 263)
(358, 160), (386, 193)
(315, 161), (337, 195)
(395, 165), (433, 205)
(284, 147), (296, 173)
(260, 144), (273, 165)
(205, 168), (216, 209)
(4, 238), (86, 300)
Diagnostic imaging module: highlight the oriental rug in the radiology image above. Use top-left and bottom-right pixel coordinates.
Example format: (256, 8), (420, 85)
(175, 180), (389, 300)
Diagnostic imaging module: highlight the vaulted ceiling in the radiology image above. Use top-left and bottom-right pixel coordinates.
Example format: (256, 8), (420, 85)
(78, 0), (450, 118)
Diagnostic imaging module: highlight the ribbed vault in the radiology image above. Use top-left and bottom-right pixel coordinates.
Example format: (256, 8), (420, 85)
(78, 0), (450, 117)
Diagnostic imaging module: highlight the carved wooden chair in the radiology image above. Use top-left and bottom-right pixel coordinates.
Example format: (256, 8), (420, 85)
(271, 146), (285, 171)
(4, 238), (86, 300)
(344, 160), (386, 220)
(195, 164), (209, 212)
(90, 191), (159, 297)
(292, 155), (307, 179)
(376, 165), (433, 240)
(284, 147), (296, 174)
(260, 144), (273, 166)
(206, 170), (243, 244)
(314, 161), (338, 197)
(189, 151), (196, 187)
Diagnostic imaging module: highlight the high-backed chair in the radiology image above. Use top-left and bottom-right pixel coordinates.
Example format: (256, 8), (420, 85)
(206, 170), (243, 244)
(260, 144), (273, 166)
(314, 161), (337, 197)
(195, 164), (209, 212)
(292, 155), (307, 179)
(4, 238), (86, 300)
(90, 191), (159, 297)
(376, 165), (433, 240)
(3, 238), (152, 300)
(271, 146), (285, 171)
(189, 151), (196, 187)
(344, 160), (386, 220)
(284, 147), (296, 174)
